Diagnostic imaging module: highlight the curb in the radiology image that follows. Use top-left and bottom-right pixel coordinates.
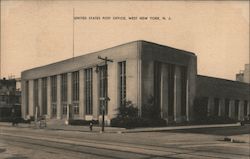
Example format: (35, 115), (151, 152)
(120, 123), (241, 133)
(0, 122), (241, 134)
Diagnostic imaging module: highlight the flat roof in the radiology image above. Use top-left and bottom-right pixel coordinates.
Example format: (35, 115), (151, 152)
(22, 40), (195, 73)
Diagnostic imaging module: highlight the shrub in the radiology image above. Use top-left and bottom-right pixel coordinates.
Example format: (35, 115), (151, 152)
(117, 101), (138, 118)
(111, 117), (166, 128)
(29, 116), (35, 121)
(0, 117), (13, 122)
(69, 119), (99, 126)
(0, 117), (33, 124)
(141, 95), (161, 119)
(193, 115), (237, 125)
(111, 99), (167, 128)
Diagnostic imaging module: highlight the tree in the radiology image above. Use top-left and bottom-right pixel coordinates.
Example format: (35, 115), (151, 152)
(117, 100), (138, 118)
(141, 95), (161, 119)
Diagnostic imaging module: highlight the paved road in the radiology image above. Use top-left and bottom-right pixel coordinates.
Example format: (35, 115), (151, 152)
(0, 126), (249, 159)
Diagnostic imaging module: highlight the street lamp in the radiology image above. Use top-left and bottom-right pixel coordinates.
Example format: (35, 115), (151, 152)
(97, 56), (113, 132)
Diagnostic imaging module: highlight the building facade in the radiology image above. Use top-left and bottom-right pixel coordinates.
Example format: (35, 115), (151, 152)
(0, 78), (21, 120)
(196, 75), (250, 121)
(21, 41), (250, 124)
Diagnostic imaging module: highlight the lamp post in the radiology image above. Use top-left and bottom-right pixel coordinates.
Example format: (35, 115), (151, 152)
(97, 56), (113, 132)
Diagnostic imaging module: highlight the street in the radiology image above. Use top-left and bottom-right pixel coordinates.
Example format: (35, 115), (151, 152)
(0, 125), (249, 159)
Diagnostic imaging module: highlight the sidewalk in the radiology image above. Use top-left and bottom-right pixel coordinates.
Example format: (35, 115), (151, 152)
(46, 123), (126, 133)
(0, 122), (241, 133)
(0, 122), (125, 133)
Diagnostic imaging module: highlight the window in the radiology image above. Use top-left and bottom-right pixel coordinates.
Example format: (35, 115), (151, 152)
(225, 99), (230, 117)
(62, 104), (67, 115)
(51, 76), (57, 103)
(85, 68), (93, 115)
(235, 100), (239, 119)
(34, 79), (39, 111)
(194, 97), (208, 117)
(214, 98), (220, 116)
(119, 61), (126, 107)
(42, 78), (47, 115)
(61, 74), (67, 115)
(25, 81), (29, 115)
(168, 64), (175, 117)
(181, 66), (187, 116)
(244, 101), (248, 116)
(72, 71), (79, 114)
(99, 65), (108, 115)
(154, 62), (161, 116)
(2, 95), (5, 102)
(72, 71), (79, 102)
(72, 103), (79, 115)
(51, 76), (57, 117)
(52, 104), (57, 116)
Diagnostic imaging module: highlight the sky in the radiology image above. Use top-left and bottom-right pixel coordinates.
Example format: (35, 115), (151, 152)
(1, 0), (249, 80)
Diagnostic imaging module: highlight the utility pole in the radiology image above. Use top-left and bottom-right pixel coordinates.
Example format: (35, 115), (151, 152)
(97, 56), (113, 132)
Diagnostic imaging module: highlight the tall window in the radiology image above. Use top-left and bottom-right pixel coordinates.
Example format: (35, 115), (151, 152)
(214, 98), (220, 116)
(34, 79), (39, 114)
(72, 71), (79, 114)
(244, 100), (248, 116)
(225, 98), (230, 117)
(154, 62), (161, 115)
(168, 64), (175, 117)
(42, 78), (47, 115)
(62, 104), (67, 115)
(99, 65), (108, 115)
(51, 76), (57, 117)
(119, 61), (126, 107)
(85, 68), (93, 115)
(25, 81), (29, 115)
(61, 74), (67, 115)
(180, 66), (187, 116)
(235, 100), (239, 120)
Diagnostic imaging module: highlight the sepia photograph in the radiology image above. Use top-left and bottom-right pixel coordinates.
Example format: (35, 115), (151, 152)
(0, 0), (249, 159)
